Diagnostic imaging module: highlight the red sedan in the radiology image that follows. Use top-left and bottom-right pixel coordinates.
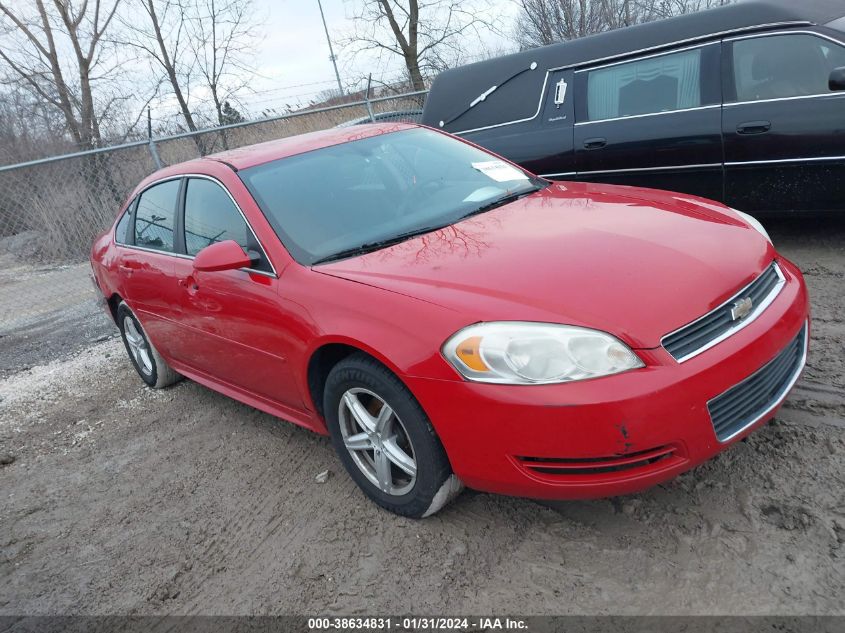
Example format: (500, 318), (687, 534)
(90, 123), (809, 518)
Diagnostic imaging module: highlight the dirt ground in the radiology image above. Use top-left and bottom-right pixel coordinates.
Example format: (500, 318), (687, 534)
(1, 216), (843, 616)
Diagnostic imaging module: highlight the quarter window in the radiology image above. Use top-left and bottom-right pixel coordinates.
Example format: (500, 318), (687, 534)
(134, 180), (179, 252)
(115, 206), (131, 244)
(183, 178), (250, 256)
(585, 48), (702, 121)
(731, 33), (845, 102)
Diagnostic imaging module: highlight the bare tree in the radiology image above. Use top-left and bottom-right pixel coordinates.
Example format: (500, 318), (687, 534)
(514, 0), (734, 49)
(120, 0), (259, 146)
(0, 0), (125, 148)
(120, 0), (201, 134)
(184, 0), (260, 127)
(344, 0), (502, 92)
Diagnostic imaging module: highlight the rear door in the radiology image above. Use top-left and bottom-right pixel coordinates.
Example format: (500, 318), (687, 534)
(722, 30), (845, 213)
(573, 43), (724, 200)
(116, 178), (183, 353)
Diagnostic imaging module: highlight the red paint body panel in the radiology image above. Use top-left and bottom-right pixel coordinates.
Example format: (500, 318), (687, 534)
(90, 124), (811, 501)
(317, 181), (775, 349)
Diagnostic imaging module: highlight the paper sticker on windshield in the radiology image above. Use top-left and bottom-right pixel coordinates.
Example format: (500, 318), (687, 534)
(471, 161), (528, 183)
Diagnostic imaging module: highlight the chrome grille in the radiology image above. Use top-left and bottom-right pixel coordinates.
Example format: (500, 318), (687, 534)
(707, 323), (807, 442)
(662, 262), (784, 362)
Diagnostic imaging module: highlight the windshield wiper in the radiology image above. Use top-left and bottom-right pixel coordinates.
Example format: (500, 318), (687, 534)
(311, 223), (453, 265)
(458, 184), (545, 220)
(312, 184), (548, 265)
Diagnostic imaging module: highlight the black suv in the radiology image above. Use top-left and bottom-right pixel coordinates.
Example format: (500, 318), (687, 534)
(421, 0), (845, 214)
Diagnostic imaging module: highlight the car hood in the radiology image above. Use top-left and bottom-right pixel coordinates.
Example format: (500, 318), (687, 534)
(315, 182), (775, 349)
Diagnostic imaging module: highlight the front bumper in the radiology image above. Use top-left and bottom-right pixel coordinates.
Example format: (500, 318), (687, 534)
(405, 257), (810, 500)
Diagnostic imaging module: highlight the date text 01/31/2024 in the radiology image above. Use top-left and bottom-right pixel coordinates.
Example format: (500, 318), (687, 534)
(308, 617), (529, 630)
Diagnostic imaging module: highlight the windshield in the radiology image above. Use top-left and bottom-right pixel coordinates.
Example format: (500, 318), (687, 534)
(239, 127), (545, 265)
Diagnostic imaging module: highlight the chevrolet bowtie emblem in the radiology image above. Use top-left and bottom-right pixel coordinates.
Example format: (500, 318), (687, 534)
(730, 297), (754, 321)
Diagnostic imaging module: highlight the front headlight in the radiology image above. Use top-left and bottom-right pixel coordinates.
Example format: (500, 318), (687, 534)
(734, 209), (772, 244)
(442, 322), (644, 385)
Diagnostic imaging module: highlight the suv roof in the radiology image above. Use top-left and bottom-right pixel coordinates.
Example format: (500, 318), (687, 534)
(422, 0), (845, 132)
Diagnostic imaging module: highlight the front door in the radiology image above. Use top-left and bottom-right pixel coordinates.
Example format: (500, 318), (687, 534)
(169, 176), (304, 411)
(722, 30), (845, 213)
(573, 43), (724, 201)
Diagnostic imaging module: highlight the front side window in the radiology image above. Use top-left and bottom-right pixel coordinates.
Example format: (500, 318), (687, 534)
(731, 33), (845, 102)
(134, 179), (179, 252)
(585, 48), (702, 121)
(184, 178), (249, 256)
(240, 127), (544, 265)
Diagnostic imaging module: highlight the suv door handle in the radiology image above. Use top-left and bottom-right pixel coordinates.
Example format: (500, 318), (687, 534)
(118, 264), (134, 276)
(583, 137), (607, 150)
(737, 120), (771, 135)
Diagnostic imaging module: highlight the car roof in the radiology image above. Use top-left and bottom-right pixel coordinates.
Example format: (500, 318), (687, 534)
(202, 122), (419, 171)
(421, 0), (845, 132)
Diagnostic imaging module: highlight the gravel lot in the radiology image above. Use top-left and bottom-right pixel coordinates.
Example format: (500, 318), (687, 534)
(1, 216), (843, 616)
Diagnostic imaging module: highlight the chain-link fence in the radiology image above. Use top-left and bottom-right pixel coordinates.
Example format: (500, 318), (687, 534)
(0, 90), (427, 342)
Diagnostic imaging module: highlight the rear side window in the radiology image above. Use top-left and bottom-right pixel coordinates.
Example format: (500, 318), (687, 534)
(134, 179), (179, 252)
(114, 206), (131, 244)
(731, 33), (845, 102)
(183, 178), (249, 256)
(585, 48), (702, 121)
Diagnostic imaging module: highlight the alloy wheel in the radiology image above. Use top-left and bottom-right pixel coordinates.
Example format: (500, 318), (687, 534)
(123, 316), (153, 376)
(337, 388), (417, 496)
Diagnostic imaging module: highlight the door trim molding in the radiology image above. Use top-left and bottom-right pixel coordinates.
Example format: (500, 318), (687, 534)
(574, 104), (721, 126)
(726, 155), (845, 167)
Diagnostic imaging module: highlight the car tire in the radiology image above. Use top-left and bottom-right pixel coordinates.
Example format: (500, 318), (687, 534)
(324, 353), (462, 518)
(117, 301), (181, 389)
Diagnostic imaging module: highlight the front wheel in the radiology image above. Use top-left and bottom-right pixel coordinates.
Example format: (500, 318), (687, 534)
(324, 353), (462, 518)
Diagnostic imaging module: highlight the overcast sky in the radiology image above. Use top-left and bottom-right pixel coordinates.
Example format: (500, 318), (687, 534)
(235, 0), (519, 116)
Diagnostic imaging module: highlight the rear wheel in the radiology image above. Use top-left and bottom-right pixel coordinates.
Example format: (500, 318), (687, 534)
(117, 302), (181, 389)
(324, 353), (462, 518)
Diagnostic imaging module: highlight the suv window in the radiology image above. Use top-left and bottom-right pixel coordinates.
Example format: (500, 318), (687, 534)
(184, 178), (250, 256)
(731, 33), (845, 102)
(134, 179), (179, 252)
(585, 48), (702, 121)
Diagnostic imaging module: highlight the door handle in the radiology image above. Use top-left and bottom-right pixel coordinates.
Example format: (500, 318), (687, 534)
(583, 137), (607, 150)
(737, 120), (771, 135)
(118, 264), (134, 276)
(179, 276), (199, 293)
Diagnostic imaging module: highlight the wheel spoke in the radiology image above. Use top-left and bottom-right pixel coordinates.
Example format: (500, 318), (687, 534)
(382, 436), (416, 477)
(374, 450), (393, 492)
(137, 348), (152, 374)
(342, 391), (377, 433)
(344, 432), (373, 452)
(374, 402), (394, 434)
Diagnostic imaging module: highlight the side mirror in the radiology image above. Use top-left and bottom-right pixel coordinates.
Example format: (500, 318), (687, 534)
(193, 240), (252, 272)
(829, 67), (845, 91)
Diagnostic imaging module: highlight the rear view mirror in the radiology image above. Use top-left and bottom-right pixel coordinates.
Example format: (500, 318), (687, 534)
(193, 240), (252, 272)
(829, 67), (845, 91)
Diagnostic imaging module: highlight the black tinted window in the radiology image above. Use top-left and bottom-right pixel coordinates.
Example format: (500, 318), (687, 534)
(184, 178), (249, 256)
(115, 206), (131, 244)
(585, 48), (702, 121)
(732, 34), (845, 102)
(134, 180), (179, 252)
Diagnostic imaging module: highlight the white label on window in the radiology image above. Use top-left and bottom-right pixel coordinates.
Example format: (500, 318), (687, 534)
(471, 160), (528, 182)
